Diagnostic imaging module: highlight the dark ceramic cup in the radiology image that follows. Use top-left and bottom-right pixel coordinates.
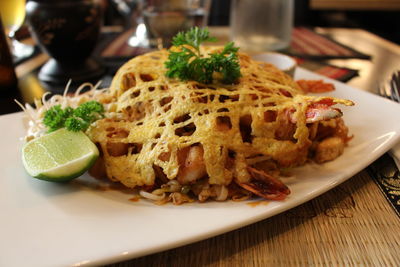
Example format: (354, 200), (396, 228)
(26, 0), (105, 86)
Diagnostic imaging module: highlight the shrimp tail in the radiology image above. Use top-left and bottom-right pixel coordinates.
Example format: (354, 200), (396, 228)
(237, 167), (290, 200)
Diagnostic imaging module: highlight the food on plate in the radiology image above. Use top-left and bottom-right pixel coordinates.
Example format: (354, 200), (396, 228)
(297, 79), (335, 93)
(20, 28), (354, 204)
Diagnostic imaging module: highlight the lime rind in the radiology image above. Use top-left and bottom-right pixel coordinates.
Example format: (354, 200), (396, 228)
(33, 154), (98, 182)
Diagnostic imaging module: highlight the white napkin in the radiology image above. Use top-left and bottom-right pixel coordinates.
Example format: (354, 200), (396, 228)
(389, 142), (400, 170)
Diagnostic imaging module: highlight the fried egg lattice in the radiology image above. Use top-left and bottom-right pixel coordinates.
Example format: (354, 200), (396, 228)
(88, 47), (353, 201)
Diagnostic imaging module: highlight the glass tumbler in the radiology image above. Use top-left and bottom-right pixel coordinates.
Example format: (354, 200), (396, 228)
(0, 0), (34, 59)
(142, 0), (212, 48)
(230, 0), (294, 52)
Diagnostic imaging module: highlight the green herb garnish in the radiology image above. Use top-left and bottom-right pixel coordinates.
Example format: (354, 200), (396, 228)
(43, 101), (104, 132)
(165, 27), (241, 84)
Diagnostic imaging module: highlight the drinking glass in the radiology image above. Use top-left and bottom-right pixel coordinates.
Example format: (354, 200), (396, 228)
(0, 0), (34, 59)
(142, 0), (212, 48)
(230, 0), (294, 52)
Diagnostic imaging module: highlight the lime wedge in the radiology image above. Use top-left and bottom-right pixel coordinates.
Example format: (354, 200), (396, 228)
(22, 128), (99, 182)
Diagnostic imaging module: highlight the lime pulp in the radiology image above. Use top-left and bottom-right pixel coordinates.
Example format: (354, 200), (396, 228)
(22, 128), (99, 182)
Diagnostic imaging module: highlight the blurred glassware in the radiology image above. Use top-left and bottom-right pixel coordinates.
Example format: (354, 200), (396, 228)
(26, 0), (104, 88)
(141, 0), (212, 48)
(0, 0), (34, 60)
(230, 0), (294, 52)
(0, 16), (18, 93)
(128, 21), (150, 47)
(109, 0), (141, 27)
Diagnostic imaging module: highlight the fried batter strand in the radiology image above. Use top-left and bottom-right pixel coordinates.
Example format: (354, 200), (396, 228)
(87, 47), (354, 202)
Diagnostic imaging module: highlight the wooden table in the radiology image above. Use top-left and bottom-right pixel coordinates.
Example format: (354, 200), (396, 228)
(10, 27), (400, 266)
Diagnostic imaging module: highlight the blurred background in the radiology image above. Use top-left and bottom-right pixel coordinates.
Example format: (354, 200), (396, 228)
(1, 0), (400, 114)
(102, 0), (400, 44)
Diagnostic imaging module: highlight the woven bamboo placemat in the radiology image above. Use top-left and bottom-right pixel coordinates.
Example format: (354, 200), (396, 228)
(288, 27), (371, 60)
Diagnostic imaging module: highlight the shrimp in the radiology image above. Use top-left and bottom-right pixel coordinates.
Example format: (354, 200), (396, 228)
(305, 99), (343, 123)
(177, 145), (207, 184)
(237, 167), (290, 200)
(289, 98), (343, 124)
(176, 115), (235, 184)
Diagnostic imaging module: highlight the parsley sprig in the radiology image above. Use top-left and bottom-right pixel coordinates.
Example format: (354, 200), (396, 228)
(165, 27), (241, 84)
(43, 101), (104, 132)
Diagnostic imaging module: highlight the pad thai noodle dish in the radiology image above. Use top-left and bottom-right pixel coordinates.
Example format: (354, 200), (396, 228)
(21, 28), (354, 204)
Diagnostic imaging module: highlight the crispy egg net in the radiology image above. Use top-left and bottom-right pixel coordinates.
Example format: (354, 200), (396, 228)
(87, 47), (353, 198)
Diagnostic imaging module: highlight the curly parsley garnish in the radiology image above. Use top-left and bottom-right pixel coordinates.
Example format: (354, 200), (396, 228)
(165, 27), (241, 84)
(43, 101), (104, 132)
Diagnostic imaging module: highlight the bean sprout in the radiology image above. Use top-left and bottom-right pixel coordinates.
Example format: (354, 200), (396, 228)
(139, 190), (166, 201)
(215, 185), (228, 201)
(16, 80), (113, 141)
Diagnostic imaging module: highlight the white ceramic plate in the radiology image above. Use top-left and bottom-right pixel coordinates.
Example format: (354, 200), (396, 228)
(2, 68), (400, 267)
